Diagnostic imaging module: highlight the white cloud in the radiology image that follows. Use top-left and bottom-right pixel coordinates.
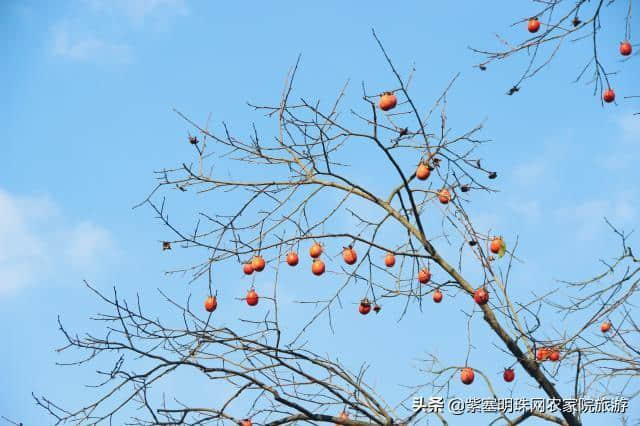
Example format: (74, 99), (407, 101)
(52, 25), (132, 63)
(0, 191), (55, 293)
(67, 222), (116, 269)
(0, 189), (117, 295)
(51, 0), (188, 63)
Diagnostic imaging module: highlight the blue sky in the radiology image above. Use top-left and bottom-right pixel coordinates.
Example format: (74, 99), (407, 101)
(1, 1), (639, 425)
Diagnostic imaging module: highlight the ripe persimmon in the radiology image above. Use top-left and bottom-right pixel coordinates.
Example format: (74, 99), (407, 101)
(418, 268), (431, 284)
(204, 296), (217, 312)
(379, 92), (397, 111)
(309, 242), (323, 258)
(460, 367), (474, 385)
(536, 348), (550, 361)
(503, 368), (515, 382)
(528, 17), (540, 33)
(438, 189), (451, 204)
(490, 237), (503, 254)
(246, 290), (259, 306)
(359, 298), (372, 315)
(603, 89), (615, 103)
(342, 246), (357, 265)
(243, 263), (254, 275)
(620, 41), (632, 56)
(251, 255), (266, 272)
(416, 163), (430, 180)
(384, 252), (396, 267)
(286, 252), (299, 266)
(312, 259), (326, 276)
(473, 288), (489, 305)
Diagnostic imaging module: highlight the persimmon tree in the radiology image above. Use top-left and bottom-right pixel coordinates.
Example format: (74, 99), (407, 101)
(34, 31), (638, 426)
(472, 0), (636, 106)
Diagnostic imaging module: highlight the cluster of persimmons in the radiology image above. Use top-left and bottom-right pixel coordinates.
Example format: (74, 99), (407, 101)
(173, 87), (616, 422)
(525, 16), (632, 104)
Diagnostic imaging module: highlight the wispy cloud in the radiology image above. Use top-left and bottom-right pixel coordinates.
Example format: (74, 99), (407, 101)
(0, 192), (53, 293)
(0, 189), (118, 295)
(67, 222), (116, 269)
(52, 24), (132, 63)
(505, 120), (638, 233)
(553, 193), (637, 240)
(50, 0), (188, 64)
